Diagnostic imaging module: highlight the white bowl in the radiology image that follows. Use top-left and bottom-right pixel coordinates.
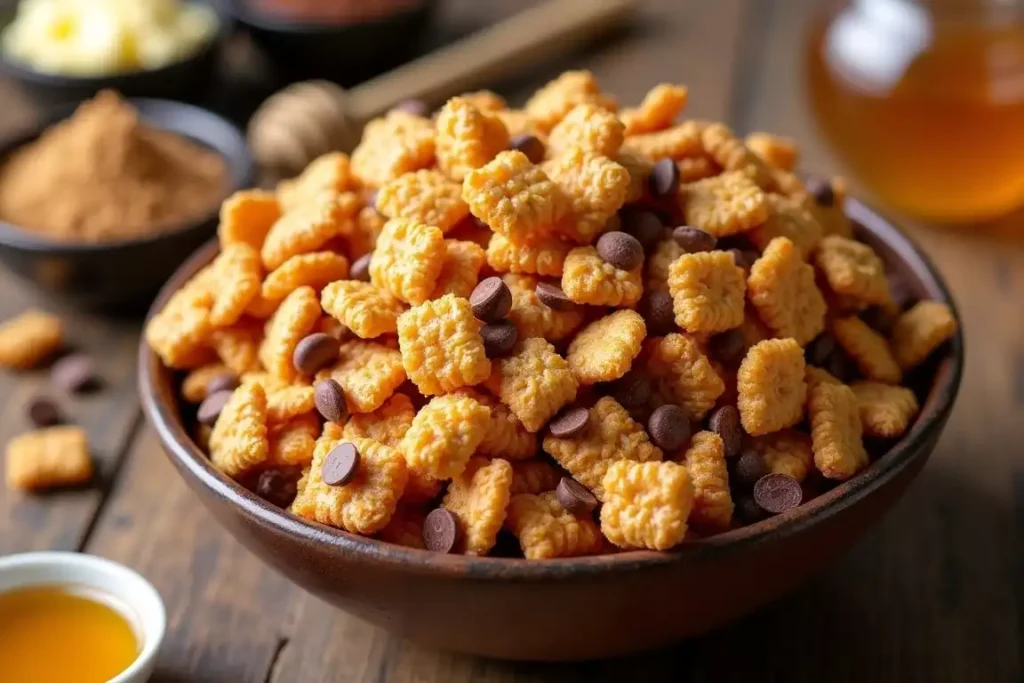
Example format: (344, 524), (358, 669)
(0, 551), (166, 683)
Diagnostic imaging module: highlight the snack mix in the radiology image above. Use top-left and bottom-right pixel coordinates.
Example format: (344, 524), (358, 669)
(145, 72), (958, 557)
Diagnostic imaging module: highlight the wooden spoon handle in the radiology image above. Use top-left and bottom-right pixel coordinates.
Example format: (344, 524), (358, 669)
(347, 0), (635, 123)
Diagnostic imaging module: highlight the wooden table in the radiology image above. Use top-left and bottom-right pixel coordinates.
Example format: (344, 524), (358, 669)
(1, 1), (1021, 680)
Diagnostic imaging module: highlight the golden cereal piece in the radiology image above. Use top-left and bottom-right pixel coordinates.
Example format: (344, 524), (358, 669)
(459, 388), (537, 460)
(619, 121), (703, 161)
(375, 169), (469, 233)
(495, 108), (537, 137)
(486, 233), (570, 277)
(545, 147), (630, 243)
(809, 381), (868, 480)
(209, 382), (270, 478)
(5, 426), (92, 491)
(291, 433), (408, 535)
(369, 218), (447, 305)
(645, 333), (724, 421)
(244, 293), (280, 320)
(561, 246), (642, 307)
(397, 295), (491, 396)
(435, 97), (510, 181)
(748, 194), (823, 258)
(266, 413), (319, 467)
(753, 429), (814, 482)
(487, 337), (578, 433)
(600, 460), (693, 550)
(620, 83), (688, 135)
(677, 156), (720, 183)
(681, 431), (733, 532)
(682, 170), (770, 238)
(510, 459), (563, 495)
(812, 235), (891, 306)
(145, 286), (215, 370)
(461, 90), (507, 112)
(350, 110), (436, 188)
(343, 393), (415, 448)
(667, 250), (746, 333)
(401, 394), (491, 479)
(890, 301), (958, 371)
(349, 206), (386, 260)
(566, 310), (646, 384)
(805, 365), (842, 393)
(505, 277), (584, 341)
(747, 237), (826, 346)
(258, 286), (320, 382)
(646, 237), (684, 292)
(543, 396), (662, 500)
(218, 189), (280, 250)
(737, 338), (807, 436)
(265, 384), (316, 425)
(462, 150), (569, 245)
(548, 103), (625, 157)
(377, 504), (427, 549)
(430, 239), (486, 299)
(210, 322), (262, 375)
(745, 132), (798, 172)
(524, 70), (617, 134)
(208, 243), (262, 327)
(261, 191), (360, 271)
(262, 251), (349, 302)
(182, 363), (231, 403)
(0, 310), (62, 369)
(277, 152), (355, 210)
(442, 456), (513, 554)
(505, 491), (603, 559)
(832, 317), (901, 384)
(700, 123), (775, 191)
(850, 381), (919, 439)
(321, 280), (405, 339)
(317, 340), (406, 413)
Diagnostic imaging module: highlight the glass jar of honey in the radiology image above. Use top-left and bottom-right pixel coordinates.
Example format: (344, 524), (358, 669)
(806, 0), (1024, 224)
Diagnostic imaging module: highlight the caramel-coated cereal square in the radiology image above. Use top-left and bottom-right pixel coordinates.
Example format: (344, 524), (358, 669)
(261, 191), (359, 271)
(321, 281), (405, 339)
(458, 388), (537, 461)
(430, 239), (486, 299)
(506, 278), (584, 341)
(401, 394), (491, 479)
(747, 237), (826, 346)
(744, 132), (798, 172)
(0, 310), (62, 369)
(317, 340), (406, 413)
(646, 237), (684, 293)
(397, 295), (491, 396)
(600, 460), (693, 550)
(562, 246), (642, 307)
(667, 250), (746, 334)
(737, 338), (807, 436)
(370, 218), (447, 305)
(266, 413), (319, 467)
(510, 459), (562, 495)
(277, 152), (354, 210)
(209, 382), (270, 477)
(145, 286), (215, 370)
(258, 286), (321, 382)
(832, 316), (901, 384)
(620, 121), (703, 161)
(377, 504), (427, 549)
(376, 169), (470, 233)
(505, 491), (603, 559)
(547, 103), (625, 157)
(442, 456), (513, 555)
(350, 110), (436, 188)
(645, 333), (724, 421)
(809, 381), (868, 480)
(754, 429), (814, 482)
(210, 322), (262, 375)
(748, 193), (823, 258)
(524, 70), (617, 134)
(681, 431), (733, 532)
(486, 233), (570, 277)
(682, 170), (769, 237)
(850, 381), (919, 439)
(208, 243), (263, 327)
(620, 83), (688, 135)
(813, 235), (891, 306)
(546, 147), (630, 243)
(5, 426), (92, 491)
(342, 393), (415, 448)
(487, 338), (578, 433)
(890, 301), (957, 371)
(566, 310), (646, 385)
(219, 189), (280, 250)
(262, 251), (350, 303)
(182, 363), (232, 403)
(435, 96), (510, 181)
(700, 123), (776, 191)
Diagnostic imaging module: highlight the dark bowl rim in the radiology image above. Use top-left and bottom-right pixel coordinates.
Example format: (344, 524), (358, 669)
(231, 0), (434, 32)
(138, 197), (964, 580)
(0, 97), (254, 253)
(0, 1), (228, 85)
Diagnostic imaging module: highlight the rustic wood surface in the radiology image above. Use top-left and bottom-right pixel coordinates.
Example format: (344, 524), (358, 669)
(1, 0), (1021, 680)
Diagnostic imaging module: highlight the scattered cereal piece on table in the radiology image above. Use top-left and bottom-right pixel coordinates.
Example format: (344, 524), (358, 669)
(441, 456), (513, 555)
(600, 460), (693, 550)
(505, 491), (603, 559)
(5, 426), (92, 491)
(737, 339), (807, 436)
(0, 310), (63, 369)
(890, 301), (958, 371)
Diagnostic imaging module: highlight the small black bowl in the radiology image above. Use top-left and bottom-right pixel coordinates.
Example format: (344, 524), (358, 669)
(232, 0), (437, 85)
(0, 98), (254, 313)
(0, 3), (227, 107)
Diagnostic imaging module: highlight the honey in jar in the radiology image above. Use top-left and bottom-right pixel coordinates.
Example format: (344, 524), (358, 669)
(0, 584), (139, 682)
(806, 0), (1024, 223)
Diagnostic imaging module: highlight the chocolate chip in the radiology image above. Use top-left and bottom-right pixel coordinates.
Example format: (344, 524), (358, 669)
(509, 133), (545, 164)
(350, 253), (373, 282)
(535, 282), (575, 311)
(27, 397), (62, 427)
(293, 333), (340, 375)
(732, 450), (768, 489)
(672, 226), (717, 253)
(861, 305), (897, 336)
(621, 209), (664, 252)
(423, 508), (460, 553)
(548, 406), (590, 438)
(470, 277), (512, 323)
(640, 290), (676, 337)
(256, 468), (299, 508)
(322, 442), (360, 486)
(596, 231), (644, 270)
(708, 405), (742, 458)
(51, 353), (98, 394)
(206, 372), (239, 396)
(612, 370), (652, 410)
(556, 477), (598, 515)
(314, 379), (348, 423)
(806, 176), (835, 207)
(753, 473), (803, 514)
(709, 329), (745, 364)
(480, 320), (518, 358)
(648, 158), (680, 198)
(197, 390), (233, 426)
(805, 333), (836, 367)
(729, 248), (759, 272)
(734, 495), (766, 525)
(647, 404), (690, 451)
(394, 98), (429, 117)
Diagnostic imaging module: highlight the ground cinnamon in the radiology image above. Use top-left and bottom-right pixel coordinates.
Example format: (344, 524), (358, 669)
(0, 91), (229, 243)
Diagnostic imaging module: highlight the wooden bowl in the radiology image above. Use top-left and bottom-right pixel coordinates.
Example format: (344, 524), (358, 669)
(138, 199), (963, 660)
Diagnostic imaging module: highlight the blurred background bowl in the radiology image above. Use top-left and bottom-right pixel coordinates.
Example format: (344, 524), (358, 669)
(0, 98), (253, 312)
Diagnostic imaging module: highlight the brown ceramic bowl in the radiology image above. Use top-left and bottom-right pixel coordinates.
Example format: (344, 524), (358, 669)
(139, 199), (963, 661)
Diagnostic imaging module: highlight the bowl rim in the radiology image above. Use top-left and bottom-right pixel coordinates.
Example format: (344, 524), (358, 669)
(138, 197), (964, 580)
(231, 0), (435, 32)
(0, 97), (254, 253)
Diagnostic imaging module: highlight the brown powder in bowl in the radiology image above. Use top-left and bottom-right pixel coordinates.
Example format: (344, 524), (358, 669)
(0, 91), (229, 243)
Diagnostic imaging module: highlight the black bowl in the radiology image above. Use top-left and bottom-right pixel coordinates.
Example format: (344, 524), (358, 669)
(0, 3), (227, 107)
(0, 98), (254, 313)
(232, 0), (437, 85)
